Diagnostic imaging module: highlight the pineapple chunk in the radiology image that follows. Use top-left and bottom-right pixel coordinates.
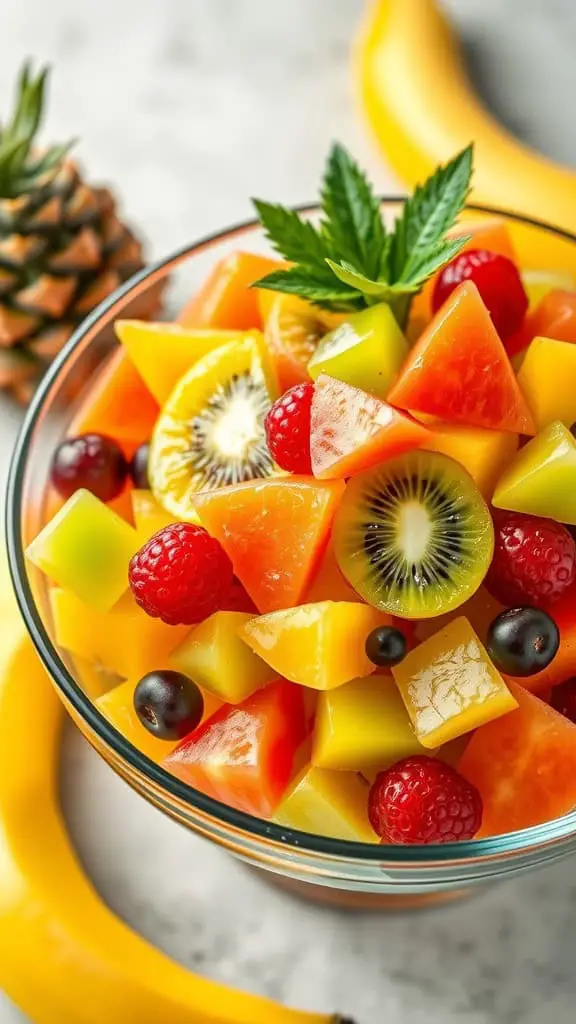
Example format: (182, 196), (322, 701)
(275, 765), (378, 843)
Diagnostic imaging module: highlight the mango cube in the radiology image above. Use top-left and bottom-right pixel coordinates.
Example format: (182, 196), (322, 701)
(423, 422), (518, 499)
(493, 420), (576, 524)
(239, 601), (390, 690)
(275, 765), (378, 842)
(131, 489), (179, 540)
(170, 611), (276, 704)
(313, 675), (427, 771)
(517, 337), (576, 429)
(393, 618), (517, 748)
(72, 655), (122, 701)
(50, 587), (189, 680)
(307, 304), (408, 399)
(26, 489), (139, 612)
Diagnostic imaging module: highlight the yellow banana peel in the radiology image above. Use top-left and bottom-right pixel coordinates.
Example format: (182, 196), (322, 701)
(0, 555), (348, 1024)
(356, 0), (576, 234)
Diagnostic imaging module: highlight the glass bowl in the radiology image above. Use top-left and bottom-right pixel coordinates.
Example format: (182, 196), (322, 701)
(7, 201), (576, 909)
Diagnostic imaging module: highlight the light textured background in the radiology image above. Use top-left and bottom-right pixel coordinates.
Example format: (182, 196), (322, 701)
(1, 2), (575, 1022)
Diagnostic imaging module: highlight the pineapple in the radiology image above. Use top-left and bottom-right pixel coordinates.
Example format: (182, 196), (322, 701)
(0, 63), (158, 404)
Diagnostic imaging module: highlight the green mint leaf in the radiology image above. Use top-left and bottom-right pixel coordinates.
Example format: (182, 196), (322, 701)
(389, 144), (473, 285)
(252, 199), (330, 268)
(401, 236), (471, 289)
(320, 143), (386, 280)
(255, 267), (364, 311)
(326, 259), (390, 299)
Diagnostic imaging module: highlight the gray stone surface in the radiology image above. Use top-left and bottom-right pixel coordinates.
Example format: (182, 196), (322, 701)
(0, 1), (575, 1021)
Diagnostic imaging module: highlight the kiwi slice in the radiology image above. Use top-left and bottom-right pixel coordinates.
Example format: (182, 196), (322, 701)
(333, 451), (494, 619)
(149, 338), (276, 519)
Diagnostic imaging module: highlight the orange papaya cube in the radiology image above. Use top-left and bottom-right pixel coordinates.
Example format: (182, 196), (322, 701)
(312, 674), (427, 771)
(388, 282), (536, 435)
(303, 541), (363, 603)
(449, 218), (517, 261)
(517, 337), (576, 430)
(423, 422), (518, 499)
(170, 610), (276, 704)
(526, 289), (576, 344)
(275, 765), (377, 842)
(131, 489), (179, 541)
(194, 477), (345, 613)
(493, 421), (576, 524)
(27, 489), (140, 612)
(239, 601), (390, 690)
(177, 251), (284, 331)
(50, 587), (188, 680)
(67, 348), (159, 445)
(459, 682), (576, 835)
(393, 617), (518, 748)
(310, 374), (428, 479)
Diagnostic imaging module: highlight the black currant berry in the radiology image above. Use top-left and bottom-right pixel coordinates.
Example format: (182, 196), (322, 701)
(134, 670), (204, 740)
(365, 626), (407, 668)
(129, 442), (151, 489)
(487, 607), (560, 677)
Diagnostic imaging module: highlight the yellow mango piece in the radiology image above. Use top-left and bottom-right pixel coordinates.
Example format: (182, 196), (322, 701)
(239, 601), (390, 690)
(423, 422), (518, 499)
(26, 489), (140, 612)
(170, 611), (276, 704)
(517, 336), (576, 429)
(131, 489), (180, 541)
(393, 617), (518, 748)
(71, 654), (122, 700)
(50, 587), (188, 680)
(275, 765), (377, 842)
(493, 420), (576, 524)
(312, 675), (427, 771)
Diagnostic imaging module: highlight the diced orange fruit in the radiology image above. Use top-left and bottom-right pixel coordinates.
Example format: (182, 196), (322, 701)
(525, 289), (576, 343)
(414, 586), (504, 645)
(50, 587), (188, 680)
(131, 489), (179, 541)
(423, 422), (518, 499)
(178, 251), (284, 331)
(261, 294), (336, 392)
(303, 541), (362, 604)
(388, 282), (536, 435)
(517, 337), (576, 430)
(393, 617), (518, 748)
(459, 682), (576, 836)
(493, 421), (576, 524)
(170, 610), (276, 703)
(239, 601), (389, 690)
(67, 347), (159, 446)
(194, 477), (344, 613)
(310, 374), (429, 479)
(27, 489), (140, 612)
(275, 765), (377, 842)
(312, 674), (427, 771)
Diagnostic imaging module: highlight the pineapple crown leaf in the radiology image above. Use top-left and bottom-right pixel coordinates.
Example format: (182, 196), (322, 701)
(0, 60), (75, 198)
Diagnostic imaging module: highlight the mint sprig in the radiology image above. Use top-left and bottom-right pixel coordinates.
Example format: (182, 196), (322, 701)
(252, 142), (473, 327)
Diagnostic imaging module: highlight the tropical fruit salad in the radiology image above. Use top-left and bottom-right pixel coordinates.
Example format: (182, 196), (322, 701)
(26, 143), (576, 845)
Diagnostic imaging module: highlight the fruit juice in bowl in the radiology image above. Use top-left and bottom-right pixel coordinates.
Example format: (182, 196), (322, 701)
(9, 143), (576, 910)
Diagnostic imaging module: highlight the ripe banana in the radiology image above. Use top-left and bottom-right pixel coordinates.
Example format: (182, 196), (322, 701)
(0, 558), (349, 1024)
(355, 0), (576, 233)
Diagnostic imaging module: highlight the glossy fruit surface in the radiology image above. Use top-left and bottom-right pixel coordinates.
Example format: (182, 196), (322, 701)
(388, 282), (535, 434)
(493, 421), (576, 525)
(194, 476), (344, 613)
(432, 249), (528, 340)
(51, 433), (128, 502)
(550, 678), (576, 723)
(170, 610), (276, 704)
(67, 347), (159, 445)
(261, 293), (333, 391)
(369, 755), (482, 844)
(312, 675), (427, 771)
(129, 442), (150, 489)
(26, 489), (139, 612)
(307, 303), (408, 399)
(134, 670), (205, 740)
(423, 421), (518, 499)
(365, 625), (407, 667)
(486, 511), (576, 607)
(459, 681), (576, 835)
(487, 608), (560, 678)
(264, 381), (314, 473)
(129, 522), (233, 626)
(239, 601), (390, 690)
(524, 288), (576, 346)
(517, 337), (576, 431)
(163, 679), (307, 817)
(97, 679), (179, 763)
(177, 250), (283, 331)
(393, 617), (518, 748)
(275, 766), (377, 842)
(310, 374), (428, 480)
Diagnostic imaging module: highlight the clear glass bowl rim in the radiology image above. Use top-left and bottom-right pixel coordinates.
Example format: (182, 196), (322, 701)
(7, 199), (576, 867)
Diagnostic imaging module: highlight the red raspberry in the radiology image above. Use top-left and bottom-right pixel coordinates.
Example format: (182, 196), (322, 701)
(129, 522), (233, 625)
(550, 679), (576, 724)
(369, 755), (482, 845)
(265, 382), (313, 474)
(432, 249), (528, 340)
(486, 511), (576, 608)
